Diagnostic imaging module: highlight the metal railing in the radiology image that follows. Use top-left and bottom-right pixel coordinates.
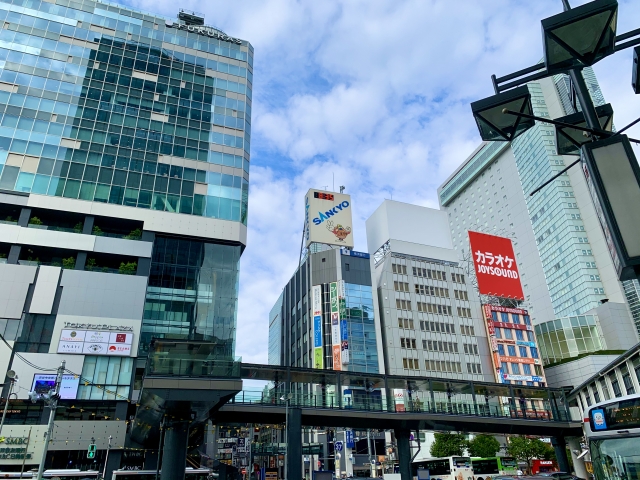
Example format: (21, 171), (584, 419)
(228, 389), (570, 422)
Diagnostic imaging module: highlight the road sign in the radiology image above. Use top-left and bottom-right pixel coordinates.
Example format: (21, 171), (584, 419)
(334, 441), (343, 452)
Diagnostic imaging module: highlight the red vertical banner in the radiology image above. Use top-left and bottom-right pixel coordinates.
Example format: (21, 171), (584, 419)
(468, 231), (524, 300)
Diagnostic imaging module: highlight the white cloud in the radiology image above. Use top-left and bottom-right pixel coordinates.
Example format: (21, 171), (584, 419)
(125, 0), (640, 364)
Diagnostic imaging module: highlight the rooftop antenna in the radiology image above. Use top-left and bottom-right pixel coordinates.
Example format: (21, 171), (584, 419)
(339, 186), (345, 194)
(322, 185), (328, 191)
(332, 173), (335, 192)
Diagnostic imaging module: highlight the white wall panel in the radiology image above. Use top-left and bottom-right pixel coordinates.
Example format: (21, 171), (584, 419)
(29, 265), (61, 314)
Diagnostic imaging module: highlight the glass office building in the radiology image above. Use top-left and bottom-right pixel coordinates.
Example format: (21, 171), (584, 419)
(0, 0), (250, 222)
(0, 0), (251, 474)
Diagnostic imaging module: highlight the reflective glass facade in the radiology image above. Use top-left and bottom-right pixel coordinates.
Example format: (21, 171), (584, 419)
(344, 283), (378, 373)
(511, 81), (606, 317)
(535, 314), (604, 365)
(0, 0), (251, 224)
(142, 236), (240, 356)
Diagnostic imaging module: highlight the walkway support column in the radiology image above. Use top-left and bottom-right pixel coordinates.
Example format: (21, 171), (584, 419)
(160, 402), (191, 480)
(395, 428), (411, 480)
(551, 436), (570, 473)
(287, 407), (302, 480)
(567, 437), (588, 479)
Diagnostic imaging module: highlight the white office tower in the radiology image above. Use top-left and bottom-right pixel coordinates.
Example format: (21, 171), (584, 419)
(365, 200), (495, 381)
(438, 69), (639, 389)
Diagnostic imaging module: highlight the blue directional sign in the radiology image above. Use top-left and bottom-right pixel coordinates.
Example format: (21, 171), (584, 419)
(334, 441), (343, 452)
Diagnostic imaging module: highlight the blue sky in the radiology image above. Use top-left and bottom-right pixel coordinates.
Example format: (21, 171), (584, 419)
(123, 0), (640, 363)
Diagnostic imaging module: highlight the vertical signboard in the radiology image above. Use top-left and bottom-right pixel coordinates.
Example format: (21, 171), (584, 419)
(338, 280), (349, 365)
(305, 189), (354, 248)
(468, 231), (524, 300)
(330, 282), (342, 370)
(312, 285), (324, 369)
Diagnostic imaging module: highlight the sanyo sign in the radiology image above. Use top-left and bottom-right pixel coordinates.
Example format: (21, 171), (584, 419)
(304, 189), (354, 249)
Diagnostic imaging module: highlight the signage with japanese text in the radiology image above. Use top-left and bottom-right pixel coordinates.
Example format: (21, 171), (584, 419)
(469, 231), (524, 300)
(57, 329), (134, 356)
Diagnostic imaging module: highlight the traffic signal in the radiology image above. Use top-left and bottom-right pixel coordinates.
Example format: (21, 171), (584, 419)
(87, 443), (96, 459)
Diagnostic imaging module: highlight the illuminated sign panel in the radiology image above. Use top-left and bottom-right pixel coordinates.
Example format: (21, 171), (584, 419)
(312, 285), (324, 369)
(468, 231), (524, 300)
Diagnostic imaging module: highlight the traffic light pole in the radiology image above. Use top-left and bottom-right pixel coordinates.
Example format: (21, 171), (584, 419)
(35, 360), (65, 480)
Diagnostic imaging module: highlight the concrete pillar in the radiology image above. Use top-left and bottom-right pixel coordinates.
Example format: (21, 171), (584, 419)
(395, 428), (411, 480)
(82, 215), (94, 235)
(104, 449), (122, 480)
(567, 437), (588, 478)
(287, 408), (302, 480)
(7, 245), (20, 264)
(18, 207), (31, 227)
(75, 251), (87, 270)
(552, 436), (570, 473)
(161, 419), (190, 480)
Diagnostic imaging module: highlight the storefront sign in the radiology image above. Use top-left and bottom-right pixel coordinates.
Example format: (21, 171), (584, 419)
(166, 22), (242, 45)
(57, 330), (134, 357)
(63, 322), (133, 331)
(492, 321), (527, 330)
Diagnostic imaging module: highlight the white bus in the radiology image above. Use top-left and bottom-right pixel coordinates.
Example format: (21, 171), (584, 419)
(111, 468), (213, 480)
(584, 393), (640, 480)
(412, 457), (474, 480)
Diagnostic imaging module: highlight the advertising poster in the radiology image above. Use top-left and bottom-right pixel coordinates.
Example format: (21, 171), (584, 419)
(338, 280), (349, 365)
(31, 374), (80, 400)
(304, 189), (354, 248)
(312, 285), (324, 369)
(58, 329), (134, 356)
(468, 231), (524, 300)
(330, 282), (342, 370)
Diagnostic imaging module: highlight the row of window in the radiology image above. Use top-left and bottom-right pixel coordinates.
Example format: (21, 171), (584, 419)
(454, 290), (468, 301)
(394, 281), (409, 292)
(413, 267), (447, 281)
(416, 302), (453, 316)
(457, 307), (472, 318)
(400, 337), (416, 349)
(491, 311), (532, 325)
(420, 320), (456, 334)
(426, 359), (464, 374)
(423, 340), (458, 353)
(495, 328), (535, 342)
(497, 343), (539, 359)
(463, 343), (479, 355)
(415, 284), (449, 297)
(467, 363), (483, 375)
(398, 318), (415, 329)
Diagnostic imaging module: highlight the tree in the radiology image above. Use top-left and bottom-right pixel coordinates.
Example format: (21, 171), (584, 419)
(468, 434), (501, 458)
(507, 436), (549, 474)
(430, 432), (468, 457)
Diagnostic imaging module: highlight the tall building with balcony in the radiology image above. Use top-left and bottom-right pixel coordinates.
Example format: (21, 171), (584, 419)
(0, 0), (251, 476)
(438, 69), (639, 389)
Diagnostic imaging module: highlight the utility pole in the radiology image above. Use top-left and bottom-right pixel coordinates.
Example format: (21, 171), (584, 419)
(367, 429), (374, 479)
(102, 435), (112, 480)
(34, 360), (65, 480)
(0, 370), (17, 438)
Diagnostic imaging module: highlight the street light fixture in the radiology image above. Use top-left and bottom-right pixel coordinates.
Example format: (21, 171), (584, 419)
(470, 86), (535, 142)
(542, 0), (618, 74)
(581, 135), (640, 280)
(280, 393), (292, 480)
(555, 103), (614, 155)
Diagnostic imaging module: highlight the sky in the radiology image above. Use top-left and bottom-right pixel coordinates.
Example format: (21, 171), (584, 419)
(123, 0), (640, 364)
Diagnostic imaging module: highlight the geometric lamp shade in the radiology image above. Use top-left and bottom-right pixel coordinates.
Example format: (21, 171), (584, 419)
(555, 103), (614, 155)
(470, 86), (535, 142)
(581, 135), (640, 281)
(542, 0), (617, 75)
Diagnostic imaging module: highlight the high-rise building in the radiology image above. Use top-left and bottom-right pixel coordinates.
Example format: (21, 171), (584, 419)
(0, 0), (251, 475)
(268, 290), (283, 365)
(365, 200), (495, 381)
(438, 70), (639, 388)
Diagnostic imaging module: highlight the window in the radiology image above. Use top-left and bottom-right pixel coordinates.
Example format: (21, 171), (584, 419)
(420, 320), (455, 333)
(396, 299), (411, 310)
(415, 284), (449, 297)
(461, 325), (475, 336)
(508, 345), (516, 356)
(512, 314), (520, 324)
(515, 330), (524, 341)
(610, 371), (622, 398)
(519, 346), (528, 357)
(526, 331), (534, 342)
(77, 356), (133, 400)
(530, 347), (539, 359)
(403, 357), (419, 370)
(463, 343), (479, 355)
(511, 363), (520, 375)
(500, 312), (509, 323)
(399, 318), (414, 329)
(416, 302), (452, 315)
(599, 378), (611, 400)
(504, 329), (513, 340)
(457, 307), (472, 318)
(495, 328), (502, 339)
(425, 359), (462, 373)
(498, 344), (505, 356)
(524, 315), (531, 325)
(392, 264), (407, 275)
(621, 365), (635, 395)
(523, 364), (531, 375)
(394, 281), (409, 292)
(591, 383), (601, 403)
(401, 337), (417, 349)
(344, 263), (350, 271)
(452, 273), (465, 283)
(454, 290), (468, 301)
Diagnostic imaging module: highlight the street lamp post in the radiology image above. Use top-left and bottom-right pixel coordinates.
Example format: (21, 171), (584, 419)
(280, 393), (292, 480)
(0, 370), (18, 438)
(470, 0), (640, 282)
